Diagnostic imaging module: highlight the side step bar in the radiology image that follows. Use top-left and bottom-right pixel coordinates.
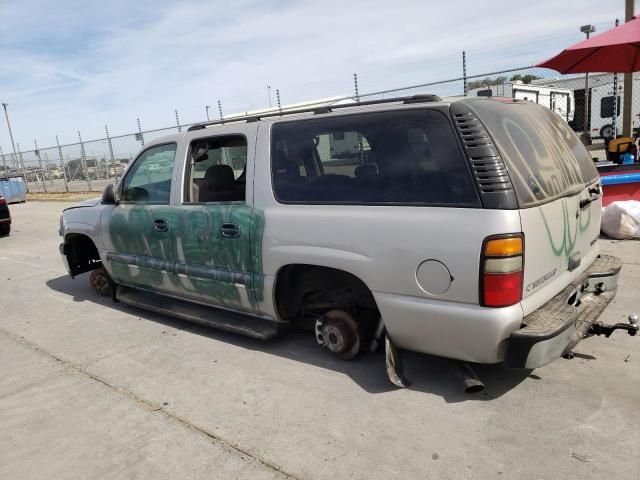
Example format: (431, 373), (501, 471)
(115, 285), (280, 340)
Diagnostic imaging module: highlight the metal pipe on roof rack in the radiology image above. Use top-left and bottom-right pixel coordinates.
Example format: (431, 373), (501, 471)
(185, 94), (442, 131)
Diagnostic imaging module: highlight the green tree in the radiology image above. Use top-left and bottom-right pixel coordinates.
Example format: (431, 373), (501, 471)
(510, 74), (540, 84)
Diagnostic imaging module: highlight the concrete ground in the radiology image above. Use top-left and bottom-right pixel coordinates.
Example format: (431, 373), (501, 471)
(0, 202), (638, 480)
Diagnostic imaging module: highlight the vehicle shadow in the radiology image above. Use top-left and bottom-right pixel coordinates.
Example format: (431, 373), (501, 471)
(46, 274), (531, 403)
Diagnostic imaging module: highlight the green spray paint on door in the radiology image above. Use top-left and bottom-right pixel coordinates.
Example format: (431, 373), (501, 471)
(107, 203), (265, 311)
(177, 204), (265, 310)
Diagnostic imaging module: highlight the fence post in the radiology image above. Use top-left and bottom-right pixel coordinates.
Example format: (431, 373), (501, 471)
(136, 118), (145, 147)
(175, 109), (182, 132)
(55, 135), (69, 192)
(43, 151), (54, 186)
(105, 125), (118, 183)
(77, 131), (92, 192)
(353, 73), (360, 102)
(34, 140), (48, 192)
(612, 18), (620, 139)
(16, 142), (29, 193)
(462, 51), (468, 96)
(0, 145), (6, 177)
(217, 100), (224, 122)
(276, 90), (282, 113)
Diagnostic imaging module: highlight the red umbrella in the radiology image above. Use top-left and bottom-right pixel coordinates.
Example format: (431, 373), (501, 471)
(537, 17), (640, 73)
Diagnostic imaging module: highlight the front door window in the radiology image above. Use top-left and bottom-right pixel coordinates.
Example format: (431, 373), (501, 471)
(121, 143), (176, 203)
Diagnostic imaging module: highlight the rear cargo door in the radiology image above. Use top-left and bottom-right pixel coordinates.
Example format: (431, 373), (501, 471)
(470, 100), (601, 315)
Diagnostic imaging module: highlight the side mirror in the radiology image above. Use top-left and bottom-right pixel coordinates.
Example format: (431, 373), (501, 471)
(102, 183), (117, 205)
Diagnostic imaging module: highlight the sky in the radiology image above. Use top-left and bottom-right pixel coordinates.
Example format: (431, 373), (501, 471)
(0, 0), (635, 156)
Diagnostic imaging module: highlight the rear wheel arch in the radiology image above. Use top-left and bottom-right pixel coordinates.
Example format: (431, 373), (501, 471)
(273, 263), (380, 328)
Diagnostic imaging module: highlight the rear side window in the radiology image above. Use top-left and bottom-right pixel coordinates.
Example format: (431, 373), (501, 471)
(271, 110), (479, 206)
(469, 100), (598, 206)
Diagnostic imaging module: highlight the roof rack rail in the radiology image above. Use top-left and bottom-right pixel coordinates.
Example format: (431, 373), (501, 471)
(187, 94), (442, 131)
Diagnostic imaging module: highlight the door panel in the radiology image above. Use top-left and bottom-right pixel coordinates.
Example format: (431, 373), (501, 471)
(103, 142), (181, 295)
(175, 204), (264, 313)
(106, 205), (182, 295)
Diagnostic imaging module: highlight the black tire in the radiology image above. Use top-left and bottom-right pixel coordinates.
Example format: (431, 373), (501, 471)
(600, 124), (615, 140)
(0, 223), (10, 236)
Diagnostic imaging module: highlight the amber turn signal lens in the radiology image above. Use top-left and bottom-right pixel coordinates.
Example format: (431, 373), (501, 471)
(484, 237), (523, 257)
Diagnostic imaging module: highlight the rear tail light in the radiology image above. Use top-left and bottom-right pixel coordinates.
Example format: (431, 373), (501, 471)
(0, 197), (6, 206)
(481, 234), (524, 307)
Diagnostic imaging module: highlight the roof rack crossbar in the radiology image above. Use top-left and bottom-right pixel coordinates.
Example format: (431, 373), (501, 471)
(186, 94), (441, 131)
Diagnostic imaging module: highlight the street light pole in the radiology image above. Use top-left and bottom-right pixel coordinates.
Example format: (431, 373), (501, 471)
(1, 103), (20, 173)
(580, 25), (595, 144)
(205, 105), (211, 121)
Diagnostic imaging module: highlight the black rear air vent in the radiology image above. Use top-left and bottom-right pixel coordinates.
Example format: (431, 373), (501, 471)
(450, 103), (518, 209)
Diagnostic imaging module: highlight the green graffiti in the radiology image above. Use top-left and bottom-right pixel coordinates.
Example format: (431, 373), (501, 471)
(579, 201), (592, 232)
(107, 203), (265, 310)
(540, 198), (592, 259)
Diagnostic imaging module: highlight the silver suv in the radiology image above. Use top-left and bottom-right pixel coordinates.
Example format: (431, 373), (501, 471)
(59, 95), (636, 388)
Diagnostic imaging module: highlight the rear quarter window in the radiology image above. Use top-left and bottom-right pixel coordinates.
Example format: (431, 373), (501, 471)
(270, 109), (480, 207)
(468, 100), (598, 207)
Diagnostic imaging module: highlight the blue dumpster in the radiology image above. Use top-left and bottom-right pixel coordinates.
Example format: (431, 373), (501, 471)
(0, 176), (27, 203)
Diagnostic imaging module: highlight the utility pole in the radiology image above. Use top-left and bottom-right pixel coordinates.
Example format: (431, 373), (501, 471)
(267, 86), (272, 108)
(580, 25), (596, 144)
(1, 103), (20, 174)
(623, 0), (634, 137)
(205, 105), (211, 121)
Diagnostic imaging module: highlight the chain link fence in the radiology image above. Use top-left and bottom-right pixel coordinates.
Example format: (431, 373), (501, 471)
(2, 65), (639, 193)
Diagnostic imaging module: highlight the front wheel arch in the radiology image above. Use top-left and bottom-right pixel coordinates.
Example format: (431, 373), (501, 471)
(62, 233), (102, 277)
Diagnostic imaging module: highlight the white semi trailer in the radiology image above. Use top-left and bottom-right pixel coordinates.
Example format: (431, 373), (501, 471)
(467, 82), (575, 123)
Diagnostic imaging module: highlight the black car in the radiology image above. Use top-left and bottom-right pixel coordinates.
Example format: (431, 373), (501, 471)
(0, 195), (11, 236)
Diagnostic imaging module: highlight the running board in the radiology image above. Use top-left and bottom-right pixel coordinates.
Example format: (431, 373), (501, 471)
(115, 285), (279, 340)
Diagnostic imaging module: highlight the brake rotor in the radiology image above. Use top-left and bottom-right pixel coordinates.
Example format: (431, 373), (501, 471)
(315, 309), (360, 360)
(90, 268), (112, 296)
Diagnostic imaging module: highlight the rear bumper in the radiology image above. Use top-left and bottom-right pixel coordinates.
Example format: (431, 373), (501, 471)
(504, 254), (621, 369)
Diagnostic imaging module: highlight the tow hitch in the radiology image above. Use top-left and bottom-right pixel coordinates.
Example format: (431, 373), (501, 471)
(588, 314), (639, 338)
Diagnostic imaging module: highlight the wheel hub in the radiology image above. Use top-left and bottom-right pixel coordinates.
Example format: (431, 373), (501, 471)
(315, 310), (360, 360)
(90, 268), (112, 296)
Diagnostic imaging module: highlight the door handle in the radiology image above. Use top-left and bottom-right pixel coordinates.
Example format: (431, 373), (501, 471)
(220, 223), (240, 238)
(153, 219), (169, 233)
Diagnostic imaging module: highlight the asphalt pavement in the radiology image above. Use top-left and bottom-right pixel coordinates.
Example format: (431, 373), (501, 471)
(0, 201), (638, 480)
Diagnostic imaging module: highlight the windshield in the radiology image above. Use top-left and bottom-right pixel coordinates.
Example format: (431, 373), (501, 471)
(468, 100), (598, 207)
